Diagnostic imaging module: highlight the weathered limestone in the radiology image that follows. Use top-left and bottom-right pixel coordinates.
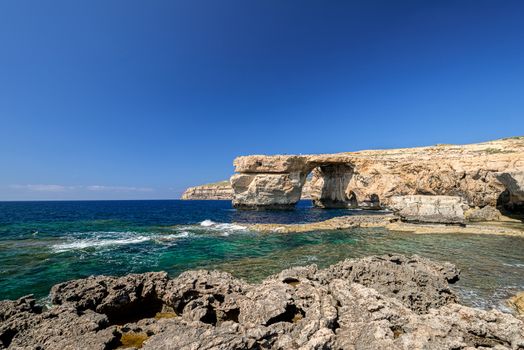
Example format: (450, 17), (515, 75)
(247, 214), (524, 236)
(181, 182), (233, 200)
(182, 180), (314, 200)
(2, 255), (524, 349)
(231, 172), (307, 209)
(497, 172), (524, 210)
(231, 137), (524, 213)
(390, 195), (468, 224)
(508, 292), (524, 316)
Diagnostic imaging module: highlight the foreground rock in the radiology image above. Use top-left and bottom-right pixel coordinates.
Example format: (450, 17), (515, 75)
(2, 255), (524, 349)
(231, 137), (524, 212)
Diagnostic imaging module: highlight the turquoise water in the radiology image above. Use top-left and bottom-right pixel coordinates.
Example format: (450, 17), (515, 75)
(0, 200), (523, 312)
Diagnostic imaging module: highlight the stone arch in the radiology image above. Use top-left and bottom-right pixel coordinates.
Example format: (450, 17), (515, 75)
(301, 163), (357, 209)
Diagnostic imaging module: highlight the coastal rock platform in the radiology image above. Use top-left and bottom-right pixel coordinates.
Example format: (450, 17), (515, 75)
(2, 255), (524, 349)
(247, 214), (524, 236)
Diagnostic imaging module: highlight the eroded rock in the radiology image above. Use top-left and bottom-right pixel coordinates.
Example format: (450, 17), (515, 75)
(390, 195), (468, 224)
(230, 137), (524, 214)
(1, 255), (523, 350)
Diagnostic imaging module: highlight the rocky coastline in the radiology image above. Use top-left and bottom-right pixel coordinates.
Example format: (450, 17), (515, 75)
(230, 137), (524, 215)
(183, 138), (524, 229)
(2, 254), (524, 349)
(246, 213), (524, 236)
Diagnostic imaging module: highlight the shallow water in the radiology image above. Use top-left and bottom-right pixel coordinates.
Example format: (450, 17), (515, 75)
(0, 200), (522, 312)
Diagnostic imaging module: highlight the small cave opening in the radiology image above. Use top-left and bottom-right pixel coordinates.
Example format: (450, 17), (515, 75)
(105, 295), (164, 326)
(221, 307), (240, 323)
(496, 189), (524, 221)
(282, 277), (301, 287)
(265, 304), (305, 326)
(200, 305), (218, 326)
(0, 328), (17, 348)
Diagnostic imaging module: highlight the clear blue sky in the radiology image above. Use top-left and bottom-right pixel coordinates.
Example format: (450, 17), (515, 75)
(1, 0), (523, 200)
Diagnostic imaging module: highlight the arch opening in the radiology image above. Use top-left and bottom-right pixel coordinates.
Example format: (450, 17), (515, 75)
(300, 163), (357, 209)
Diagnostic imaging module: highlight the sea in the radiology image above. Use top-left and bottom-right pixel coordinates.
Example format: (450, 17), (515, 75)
(0, 200), (523, 312)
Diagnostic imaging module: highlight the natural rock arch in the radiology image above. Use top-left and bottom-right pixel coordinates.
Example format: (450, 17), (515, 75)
(230, 138), (524, 211)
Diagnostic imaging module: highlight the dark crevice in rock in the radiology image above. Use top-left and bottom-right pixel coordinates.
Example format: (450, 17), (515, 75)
(222, 308), (240, 323)
(390, 325), (404, 339)
(213, 294), (225, 303)
(106, 295), (164, 326)
(175, 290), (200, 315)
(282, 277), (300, 287)
(200, 305), (218, 325)
(0, 328), (17, 348)
(463, 332), (511, 348)
(104, 331), (123, 350)
(265, 304), (305, 326)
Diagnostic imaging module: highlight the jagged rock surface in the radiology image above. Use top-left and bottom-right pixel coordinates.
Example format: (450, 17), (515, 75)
(2, 255), (524, 349)
(231, 137), (524, 211)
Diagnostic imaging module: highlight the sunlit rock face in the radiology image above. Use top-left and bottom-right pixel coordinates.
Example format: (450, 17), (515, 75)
(230, 172), (307, 210)
(230, 137), (524, 213)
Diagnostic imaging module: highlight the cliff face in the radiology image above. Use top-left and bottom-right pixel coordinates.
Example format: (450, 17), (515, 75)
(182, 180), (314, 200)
(181, 182), (233, 200)
(230, 137), (524, 212)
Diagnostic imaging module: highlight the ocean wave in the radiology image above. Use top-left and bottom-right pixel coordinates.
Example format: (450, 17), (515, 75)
(199, 220), (247, 234)
(52, 221), (249, 252)
(502, 262), (524, 268)
(52, 235), (150, 252)
(154, 231), (190, 242)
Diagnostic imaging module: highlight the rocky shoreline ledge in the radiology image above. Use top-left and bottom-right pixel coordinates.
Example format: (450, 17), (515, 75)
(1, 255), (523, 349)
(247, 213), (524, 237)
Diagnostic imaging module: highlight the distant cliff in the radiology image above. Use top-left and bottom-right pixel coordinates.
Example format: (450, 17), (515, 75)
(182, 180), (314, 200)
(181, 181), (233, 200)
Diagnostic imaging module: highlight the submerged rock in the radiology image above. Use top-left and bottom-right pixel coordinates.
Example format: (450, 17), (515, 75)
(1, 255), (524, 349)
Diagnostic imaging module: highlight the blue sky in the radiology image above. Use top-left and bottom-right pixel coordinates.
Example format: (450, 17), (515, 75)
(1, 0), (523, 200)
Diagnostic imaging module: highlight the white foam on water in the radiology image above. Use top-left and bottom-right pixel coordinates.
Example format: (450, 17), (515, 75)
(200, 219), (216, 227)
(502, 262), (524, 268)
(154, 231), (190, 242)
(215, 223), (247, 231)
(52, 235), (150, 252)
(199, 219), (247, 233)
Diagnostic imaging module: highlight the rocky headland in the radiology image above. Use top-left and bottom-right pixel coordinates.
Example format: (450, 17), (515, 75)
(230, 137), (524, 218)
(181, 180), (315, 200)
(181, 181), (234, 200)
(2, 254), (524, 350)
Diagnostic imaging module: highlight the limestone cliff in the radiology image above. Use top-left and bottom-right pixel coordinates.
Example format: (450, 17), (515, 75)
(182, 180), (314, 200)
(231, 137), (524, 212)
(181, 181), (233, 200)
